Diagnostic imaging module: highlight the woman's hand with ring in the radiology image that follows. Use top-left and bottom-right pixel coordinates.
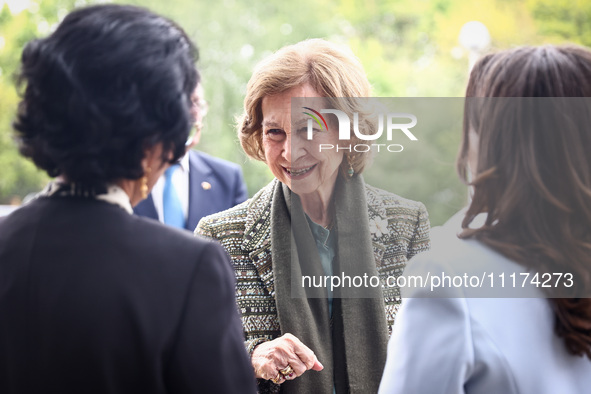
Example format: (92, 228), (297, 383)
(251, 333), (324, 383)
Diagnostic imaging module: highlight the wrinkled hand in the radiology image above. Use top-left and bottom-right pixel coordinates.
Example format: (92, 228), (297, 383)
(251, 333), (324, 384)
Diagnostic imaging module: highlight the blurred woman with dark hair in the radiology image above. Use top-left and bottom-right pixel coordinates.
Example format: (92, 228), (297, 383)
(0, 5), (255, 393)
(379, 45), (591, 393)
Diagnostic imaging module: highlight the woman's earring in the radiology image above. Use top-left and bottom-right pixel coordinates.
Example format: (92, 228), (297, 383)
(141, 167), (151, 200)
(347, 155), (354, 177)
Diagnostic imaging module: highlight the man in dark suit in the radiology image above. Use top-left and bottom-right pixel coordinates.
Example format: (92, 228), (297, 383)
(134, 82), (248, 231)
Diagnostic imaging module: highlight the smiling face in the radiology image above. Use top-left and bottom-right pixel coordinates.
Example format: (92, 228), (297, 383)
(261, 83), (343, 198)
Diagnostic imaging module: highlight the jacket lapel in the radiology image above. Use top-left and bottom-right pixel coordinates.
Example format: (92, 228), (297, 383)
(186, 151), (213, 231)
(133, 194), (158, 220)
(242, 180), (277, 296)
(366, 188), (389, 268)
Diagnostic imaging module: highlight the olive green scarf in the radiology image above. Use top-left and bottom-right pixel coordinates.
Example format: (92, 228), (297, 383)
(268, 175), (389, 394)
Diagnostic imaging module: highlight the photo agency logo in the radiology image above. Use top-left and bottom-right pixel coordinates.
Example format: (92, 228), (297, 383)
(302, 106), (418, 153)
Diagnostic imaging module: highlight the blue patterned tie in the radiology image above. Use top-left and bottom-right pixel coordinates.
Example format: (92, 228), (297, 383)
(162, 164), (185, 228)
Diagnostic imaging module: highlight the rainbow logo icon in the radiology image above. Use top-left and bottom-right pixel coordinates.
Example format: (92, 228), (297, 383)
(302, 107), (328, 131)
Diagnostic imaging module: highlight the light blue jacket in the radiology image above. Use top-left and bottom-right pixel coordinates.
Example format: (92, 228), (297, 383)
(379, 212), (591, 394)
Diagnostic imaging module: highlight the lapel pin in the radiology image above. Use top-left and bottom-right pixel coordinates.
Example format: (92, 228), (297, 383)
(201, 181), (212, 190)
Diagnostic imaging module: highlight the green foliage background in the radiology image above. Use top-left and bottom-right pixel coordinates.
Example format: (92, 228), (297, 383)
(1, 0), (589, 224)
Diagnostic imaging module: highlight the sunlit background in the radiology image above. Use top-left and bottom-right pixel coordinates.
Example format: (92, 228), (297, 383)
(1, 0), (589, 224)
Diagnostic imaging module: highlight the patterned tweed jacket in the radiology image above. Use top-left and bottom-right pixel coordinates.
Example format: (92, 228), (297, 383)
(196, 179), (430, 354)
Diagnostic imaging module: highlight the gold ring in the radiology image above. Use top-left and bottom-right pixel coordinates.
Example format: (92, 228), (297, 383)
(279, 365), (294, 376)
(271, 372), (283, 384)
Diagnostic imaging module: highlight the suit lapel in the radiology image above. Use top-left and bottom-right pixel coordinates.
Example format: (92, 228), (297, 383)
(186, 151), (213, 231)
(133, 194), (158, 220)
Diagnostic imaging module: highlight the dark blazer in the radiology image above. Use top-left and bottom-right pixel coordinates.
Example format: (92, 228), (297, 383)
(134, 150), (248, 231)
(0, 195), (256, 394)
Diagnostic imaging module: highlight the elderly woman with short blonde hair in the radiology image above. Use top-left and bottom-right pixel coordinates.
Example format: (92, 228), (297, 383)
(197, 39), (430, 394)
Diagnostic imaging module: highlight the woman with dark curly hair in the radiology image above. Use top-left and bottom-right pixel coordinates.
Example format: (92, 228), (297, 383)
(0, 5), (255, 393)
(379, 45), (591, 393)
